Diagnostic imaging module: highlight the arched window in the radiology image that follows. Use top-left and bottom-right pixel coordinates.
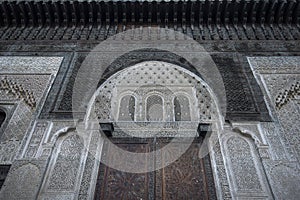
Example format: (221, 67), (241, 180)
(174, 95), (191, 121)
(147, 95), (163, 121)
(118, 95), (135, 121)
(0, 109), (6, 127)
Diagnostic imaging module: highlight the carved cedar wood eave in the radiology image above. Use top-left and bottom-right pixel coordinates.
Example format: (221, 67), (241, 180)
(0, 0), (299, 41)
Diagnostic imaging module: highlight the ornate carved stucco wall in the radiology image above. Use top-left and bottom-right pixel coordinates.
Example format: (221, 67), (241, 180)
(248, 57), (300, 200)
(0, 55), (299, 200)
(0, 0), (298, 199)
(0, 57), (63, 163)
(0, 56), (63, 199)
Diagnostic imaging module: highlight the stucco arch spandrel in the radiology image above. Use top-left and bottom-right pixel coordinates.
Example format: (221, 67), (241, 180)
(72, 28), (226, 120)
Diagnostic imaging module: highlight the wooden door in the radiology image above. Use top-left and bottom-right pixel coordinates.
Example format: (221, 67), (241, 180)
(94, 138), (216, 200)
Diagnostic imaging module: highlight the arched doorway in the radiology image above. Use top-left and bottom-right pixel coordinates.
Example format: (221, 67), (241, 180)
(87, 61), (221, 199)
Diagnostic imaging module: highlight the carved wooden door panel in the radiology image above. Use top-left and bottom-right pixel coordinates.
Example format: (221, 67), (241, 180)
(155, 139), (217, 200)
(94, 138), (154, 200)
(94, 138), (216, 200)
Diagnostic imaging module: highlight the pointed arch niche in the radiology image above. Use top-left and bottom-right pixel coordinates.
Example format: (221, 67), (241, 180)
(38, 129), (85, 200)
(83, 60), (225, 200)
